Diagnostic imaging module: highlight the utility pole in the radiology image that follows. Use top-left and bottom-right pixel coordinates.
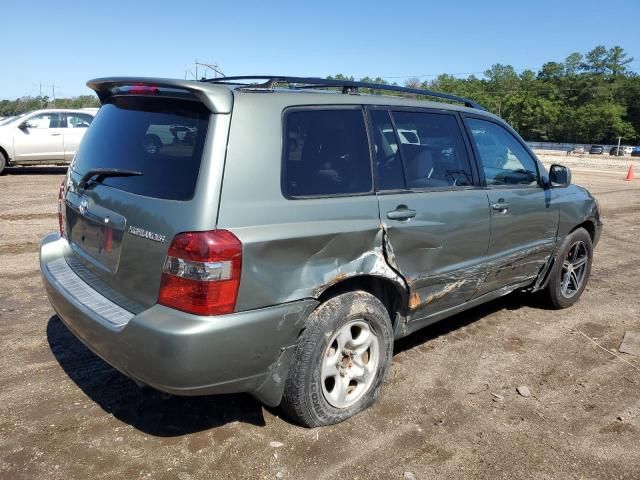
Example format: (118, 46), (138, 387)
(617, 136), (622, 153)
(186, 61), (225, 80)
(195, 62), (225, 79)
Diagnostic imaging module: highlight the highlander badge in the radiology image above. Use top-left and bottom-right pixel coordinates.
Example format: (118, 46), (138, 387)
(127, 225), (166, 243)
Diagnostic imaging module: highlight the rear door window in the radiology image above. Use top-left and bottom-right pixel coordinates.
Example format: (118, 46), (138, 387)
(71, 97), (210, 200)
(392, 111), (474, 188)
(283, 108), (372, 197)
(66, 113), (94, 128)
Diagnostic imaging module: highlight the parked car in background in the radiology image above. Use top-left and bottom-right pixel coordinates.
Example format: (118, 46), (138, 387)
(567, 146), (585, 155)
(631, 147), (640, 157)
(40, 75), (601, 427)
(589, 145), (604, 154)
(623, 146), (633, 155)
(609, 146), (625, 156)
(0, 109), (96, 174)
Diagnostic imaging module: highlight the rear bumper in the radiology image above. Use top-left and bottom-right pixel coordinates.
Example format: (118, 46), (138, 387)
(40, 233), (317, 406)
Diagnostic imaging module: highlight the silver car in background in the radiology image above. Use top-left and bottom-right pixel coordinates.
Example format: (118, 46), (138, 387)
(0, 108), (97, 174)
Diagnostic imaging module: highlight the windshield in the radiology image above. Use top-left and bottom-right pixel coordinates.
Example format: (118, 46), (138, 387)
(71, 97), (210, 200)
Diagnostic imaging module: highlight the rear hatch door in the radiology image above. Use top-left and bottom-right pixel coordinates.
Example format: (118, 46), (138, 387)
(63, 84), (231, 312)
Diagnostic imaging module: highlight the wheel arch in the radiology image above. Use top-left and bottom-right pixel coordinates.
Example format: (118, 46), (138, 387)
(571, 220), (596, 243)
(316, 274), (408, 330)
(0, 144), (9, 162)
(533, 220), (596, 293)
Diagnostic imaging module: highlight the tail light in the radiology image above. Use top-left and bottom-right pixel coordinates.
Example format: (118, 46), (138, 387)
(158, 230), (242, 316)
(58, 180), (66, 237)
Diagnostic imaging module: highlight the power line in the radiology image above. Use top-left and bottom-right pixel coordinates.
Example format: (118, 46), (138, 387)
(193, 61), (225, 80)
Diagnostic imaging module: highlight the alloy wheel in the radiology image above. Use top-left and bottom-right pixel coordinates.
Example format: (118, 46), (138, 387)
(560, 240), (589, 298)
(321, 320), (380, 409)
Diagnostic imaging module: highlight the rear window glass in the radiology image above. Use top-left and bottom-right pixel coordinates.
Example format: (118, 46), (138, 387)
(283, 109), (372, 197)
(71, 97), (210, 200)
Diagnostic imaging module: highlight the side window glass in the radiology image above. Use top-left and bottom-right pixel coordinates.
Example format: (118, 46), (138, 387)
(284, 109), (372, 197)
(370, 110), (405, 191)
(392, 112), (473, 188)
(67, 113), (93, 128)
(467, 118), (539, 186)
(27, 113), (60, 129)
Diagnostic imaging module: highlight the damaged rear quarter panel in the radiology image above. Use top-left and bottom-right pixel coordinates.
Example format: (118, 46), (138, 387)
(230, 216), (405, 311)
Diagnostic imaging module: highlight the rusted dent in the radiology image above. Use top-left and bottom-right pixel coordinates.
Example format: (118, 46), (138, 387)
(398, 242), (555, 319)
(409, 292), (421, 310)
(329, 271), (349, 285)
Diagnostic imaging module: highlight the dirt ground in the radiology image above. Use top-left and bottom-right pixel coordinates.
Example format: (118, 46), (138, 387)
(1, 156), (639, 480)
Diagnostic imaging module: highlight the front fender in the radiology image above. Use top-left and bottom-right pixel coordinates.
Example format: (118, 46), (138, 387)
(555, 184), (601, 243)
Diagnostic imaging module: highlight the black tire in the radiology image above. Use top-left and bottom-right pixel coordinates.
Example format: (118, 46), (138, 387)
(0, 151), (6, 175)
(541, 227), (593, 309)
(281, 291), (393, 427)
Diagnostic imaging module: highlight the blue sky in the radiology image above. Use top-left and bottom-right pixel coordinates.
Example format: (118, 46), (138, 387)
(1, 0), (638, 100)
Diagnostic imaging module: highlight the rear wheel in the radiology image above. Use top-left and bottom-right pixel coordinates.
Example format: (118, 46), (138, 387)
(541, 227), (593, 309)
(281, 291), (393, 427)
(0, 151), (6, 175)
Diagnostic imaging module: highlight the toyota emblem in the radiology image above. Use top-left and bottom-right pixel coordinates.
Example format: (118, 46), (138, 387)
(79, 198), (89, 215)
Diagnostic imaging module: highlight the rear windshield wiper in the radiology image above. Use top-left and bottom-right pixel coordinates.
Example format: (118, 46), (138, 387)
(78, 168), (142, 190)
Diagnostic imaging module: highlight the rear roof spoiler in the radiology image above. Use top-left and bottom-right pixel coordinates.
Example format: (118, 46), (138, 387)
(86, 77), (233, 114)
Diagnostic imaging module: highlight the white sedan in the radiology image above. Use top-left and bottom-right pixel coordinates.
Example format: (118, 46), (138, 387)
(0, 108), (97, 174)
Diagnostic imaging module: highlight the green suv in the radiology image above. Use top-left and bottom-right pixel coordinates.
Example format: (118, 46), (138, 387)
(40, 76), (602, 427)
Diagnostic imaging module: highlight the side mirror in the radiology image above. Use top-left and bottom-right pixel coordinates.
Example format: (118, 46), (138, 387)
(19, 121), (34, 130)
(549, 164), (571, 187)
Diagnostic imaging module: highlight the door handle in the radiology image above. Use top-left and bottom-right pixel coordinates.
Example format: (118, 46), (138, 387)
(387, 205), (417, 221)
(491, 201), (510, 213)
(50, 132), (62, 136)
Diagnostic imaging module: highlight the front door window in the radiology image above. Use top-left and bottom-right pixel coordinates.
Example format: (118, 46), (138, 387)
(467, 118), (539, 187)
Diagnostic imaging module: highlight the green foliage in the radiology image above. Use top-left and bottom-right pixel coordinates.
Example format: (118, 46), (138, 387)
(329, 45), (639, 144)
(0, 95), (100, 117)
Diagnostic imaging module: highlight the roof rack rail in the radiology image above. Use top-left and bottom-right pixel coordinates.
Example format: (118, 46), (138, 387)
(203, 75), (486, 110)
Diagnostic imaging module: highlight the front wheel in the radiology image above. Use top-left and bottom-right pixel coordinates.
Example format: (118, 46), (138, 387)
(541, 227), (593, 309)
(281, 291), (393, 427)
(0, 151), (6, 175)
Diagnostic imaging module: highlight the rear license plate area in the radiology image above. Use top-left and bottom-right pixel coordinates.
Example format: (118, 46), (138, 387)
(68, 210), (124, 273)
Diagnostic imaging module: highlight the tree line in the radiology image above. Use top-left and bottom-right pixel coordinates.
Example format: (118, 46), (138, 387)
(0, 95), (100, 118)
(329, 45), (639, 145)
(1, 46), (637, 144)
